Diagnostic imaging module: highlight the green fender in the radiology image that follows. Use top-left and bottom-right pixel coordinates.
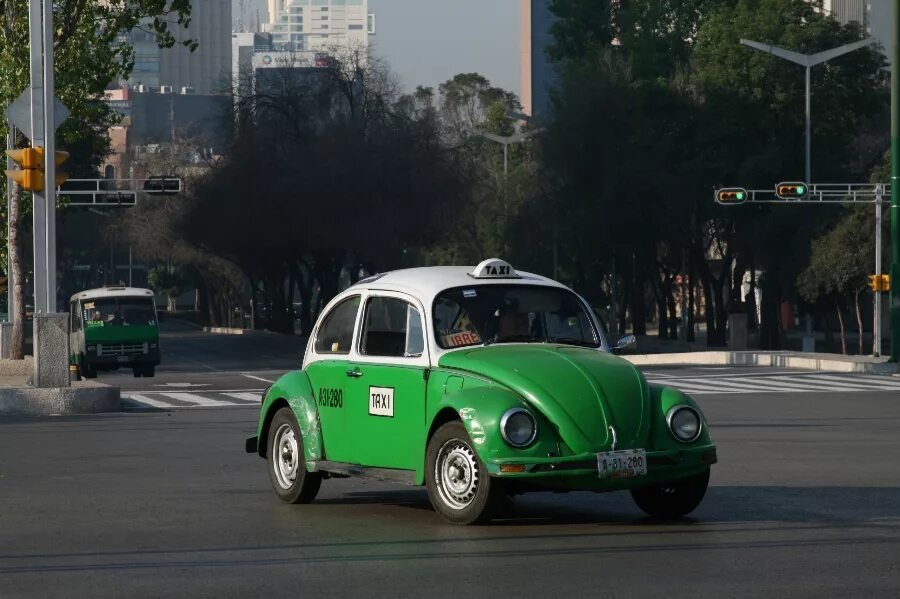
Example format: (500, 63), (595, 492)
(428, 380), (561, 468)
(646, 383), (714, 450)
(256, 370), (324, 468)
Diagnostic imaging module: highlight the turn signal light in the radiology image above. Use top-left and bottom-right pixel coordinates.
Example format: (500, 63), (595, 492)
(499, 464), (527, 473)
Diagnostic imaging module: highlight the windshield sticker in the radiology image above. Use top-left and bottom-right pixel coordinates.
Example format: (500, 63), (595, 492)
(83, 302), (95, 309)
(462, 289), (477, 298)
(442, 331), (482, 347)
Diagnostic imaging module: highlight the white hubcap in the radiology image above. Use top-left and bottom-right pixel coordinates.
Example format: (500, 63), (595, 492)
(436, 439), (479, 510)
(273, 423), (299, 490)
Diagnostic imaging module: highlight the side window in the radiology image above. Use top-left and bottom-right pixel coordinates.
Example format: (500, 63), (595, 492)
(361, 296), (424, 358)
(314, 296), (361, 354)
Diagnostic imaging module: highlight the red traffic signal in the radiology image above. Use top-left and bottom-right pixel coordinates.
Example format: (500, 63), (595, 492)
(775, 182), (808, 200)
(715, 187), (748, 205)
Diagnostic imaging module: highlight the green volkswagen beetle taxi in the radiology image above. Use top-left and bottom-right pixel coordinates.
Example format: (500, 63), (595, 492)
(246, 259), (716, 524)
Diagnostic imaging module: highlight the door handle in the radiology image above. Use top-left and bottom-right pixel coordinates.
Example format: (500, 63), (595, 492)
(346, 369), (363, 378)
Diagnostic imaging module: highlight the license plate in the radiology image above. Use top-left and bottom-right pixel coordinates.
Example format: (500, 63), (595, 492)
(597, 449), (647, 480)
(117, 356), (129, 363)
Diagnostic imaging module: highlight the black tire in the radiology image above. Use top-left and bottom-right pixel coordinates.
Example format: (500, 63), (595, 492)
(630, 469), (710, 519)
(426, 421), (503, 525)
(266, 407), (322, 504)
(132, 367), (142, 378)
(143, 365), (156, 377)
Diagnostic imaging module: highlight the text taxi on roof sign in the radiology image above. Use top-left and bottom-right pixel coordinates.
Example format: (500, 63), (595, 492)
(246, 258), (716, 524)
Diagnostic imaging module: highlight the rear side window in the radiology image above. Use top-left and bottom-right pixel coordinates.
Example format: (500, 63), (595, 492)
(315, 296), (361, 354)
(360, 296), (424, 358)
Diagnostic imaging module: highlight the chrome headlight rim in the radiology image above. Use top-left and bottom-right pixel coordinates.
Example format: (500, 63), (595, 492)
(666, 405), (702, 443)
(500, 407), (538, 448)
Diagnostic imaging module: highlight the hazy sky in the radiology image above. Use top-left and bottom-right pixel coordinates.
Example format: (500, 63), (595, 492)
(232, 0), (522, 96)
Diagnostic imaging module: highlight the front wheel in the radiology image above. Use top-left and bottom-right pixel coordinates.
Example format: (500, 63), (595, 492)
(630, 469), (710, 519)
(266, 407), (321, 504)
(426, 421), (503, 525)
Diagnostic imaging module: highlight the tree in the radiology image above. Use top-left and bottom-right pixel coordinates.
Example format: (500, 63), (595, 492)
(798, 208), (873, 354)
(0, 0), (195, 358)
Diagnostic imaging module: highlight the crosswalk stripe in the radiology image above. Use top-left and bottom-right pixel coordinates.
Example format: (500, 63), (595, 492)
(647, 380), (742, 394)
(766, 375), (876, 391)
(121, 393), (176, 409)
(222, 392), (262, 402)
(811, 374), (900, 389)
(712, 376), (818, 393)
(156, 392), (235, 407)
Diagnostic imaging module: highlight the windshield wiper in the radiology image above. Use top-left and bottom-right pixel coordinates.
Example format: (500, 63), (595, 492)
(545, 337), (597, 347)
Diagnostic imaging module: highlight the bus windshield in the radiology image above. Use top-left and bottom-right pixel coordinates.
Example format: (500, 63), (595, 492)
(82, 297), (157, 327)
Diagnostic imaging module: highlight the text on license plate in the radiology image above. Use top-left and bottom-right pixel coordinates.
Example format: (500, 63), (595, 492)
(597, 449), (647, 480)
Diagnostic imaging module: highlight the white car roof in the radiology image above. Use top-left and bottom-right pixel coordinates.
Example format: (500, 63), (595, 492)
(70, 287), (155, 301)
(347, 265), (568, 305)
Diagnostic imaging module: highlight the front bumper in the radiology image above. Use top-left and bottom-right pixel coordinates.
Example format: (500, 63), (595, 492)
(485, 445), (717, 491)
(86, 349), (161, 367)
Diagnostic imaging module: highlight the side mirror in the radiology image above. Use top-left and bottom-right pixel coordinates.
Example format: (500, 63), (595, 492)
(612, 334), (637, 354)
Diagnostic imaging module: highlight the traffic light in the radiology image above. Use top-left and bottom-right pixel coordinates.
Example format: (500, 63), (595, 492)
(716, 187), (748, 205)
(869, 274), (891, 292)
(5, 147), (69, 192)
(775, 181), (808, 200)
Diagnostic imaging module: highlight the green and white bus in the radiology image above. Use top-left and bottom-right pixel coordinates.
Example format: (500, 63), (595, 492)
(69, 287), (161, 378)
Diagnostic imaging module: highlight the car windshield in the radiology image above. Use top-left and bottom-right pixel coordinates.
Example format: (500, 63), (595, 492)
(433, 285), (600, 349)
(82, 297), (157, 327)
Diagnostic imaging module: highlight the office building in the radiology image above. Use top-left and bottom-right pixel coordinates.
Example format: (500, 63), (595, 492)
(121, 0), (232, 95)
(263, 0), (372, 52)
(520, 0), (558, 121)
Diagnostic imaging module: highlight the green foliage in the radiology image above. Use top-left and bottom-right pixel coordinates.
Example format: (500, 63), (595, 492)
(798, 207), (873, 305)
(148, 265), (185, 300)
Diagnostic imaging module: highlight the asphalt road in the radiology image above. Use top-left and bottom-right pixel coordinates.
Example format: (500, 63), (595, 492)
(1, 329), (899, 598)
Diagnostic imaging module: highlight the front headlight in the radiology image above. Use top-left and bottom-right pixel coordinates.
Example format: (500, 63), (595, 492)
(666, 405), (702, 443)
(500, 408), (537, 448)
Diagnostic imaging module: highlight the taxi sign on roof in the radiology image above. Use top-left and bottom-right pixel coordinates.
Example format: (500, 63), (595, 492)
(470, 258), (519, 279)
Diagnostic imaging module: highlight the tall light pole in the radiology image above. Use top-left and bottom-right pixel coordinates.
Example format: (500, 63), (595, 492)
(740, 37), (876, 184)
(891, 0), (900, 362)
(468, 128), (543, 178)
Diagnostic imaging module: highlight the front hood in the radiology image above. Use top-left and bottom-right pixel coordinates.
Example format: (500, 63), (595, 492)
(439, 345), (649, 453)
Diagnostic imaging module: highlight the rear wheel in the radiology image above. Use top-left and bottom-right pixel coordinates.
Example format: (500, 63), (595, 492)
(630, 469), (710, 519)
(426, 421), (503, 525)
(79, 356), (97, 379)
(142, 365), (155, 377)
(267, 407), (321, 504)
(132, 367), (142, 378)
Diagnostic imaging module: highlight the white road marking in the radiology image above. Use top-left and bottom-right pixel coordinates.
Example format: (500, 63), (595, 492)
(647, 372), (900, 395)
(156, 392), (235, 407)
(153, 382), (212, 388)
(222, 392), (263, 402)
(811, 374), (900, 389)
(121, 393), (176, 409)
(241, 374), (275, 384)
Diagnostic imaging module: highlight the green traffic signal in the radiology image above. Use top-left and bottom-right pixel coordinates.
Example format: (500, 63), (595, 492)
(715, 187), (748, 205)
(775, 181), (809, 200)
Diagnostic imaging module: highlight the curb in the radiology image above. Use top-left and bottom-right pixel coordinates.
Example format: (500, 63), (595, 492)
(0, 382), (120, 416)
(623, 351), (898, 374)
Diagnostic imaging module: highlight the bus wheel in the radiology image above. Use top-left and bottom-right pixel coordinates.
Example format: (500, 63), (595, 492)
(142, 365), (155, 377)
(132, 368), (143, 378)
(79, 357), (97, 379)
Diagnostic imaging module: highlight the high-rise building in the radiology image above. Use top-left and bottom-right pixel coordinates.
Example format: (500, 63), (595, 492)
(121, 0), (232, 95)
(520, 0), (558, 121)
(263, 0), (371, 53)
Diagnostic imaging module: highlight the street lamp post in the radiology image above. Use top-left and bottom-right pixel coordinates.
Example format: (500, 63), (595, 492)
(740, 37), (876, 184)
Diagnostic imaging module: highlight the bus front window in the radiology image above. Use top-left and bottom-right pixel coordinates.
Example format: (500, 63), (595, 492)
(83, 298), (157, 327)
